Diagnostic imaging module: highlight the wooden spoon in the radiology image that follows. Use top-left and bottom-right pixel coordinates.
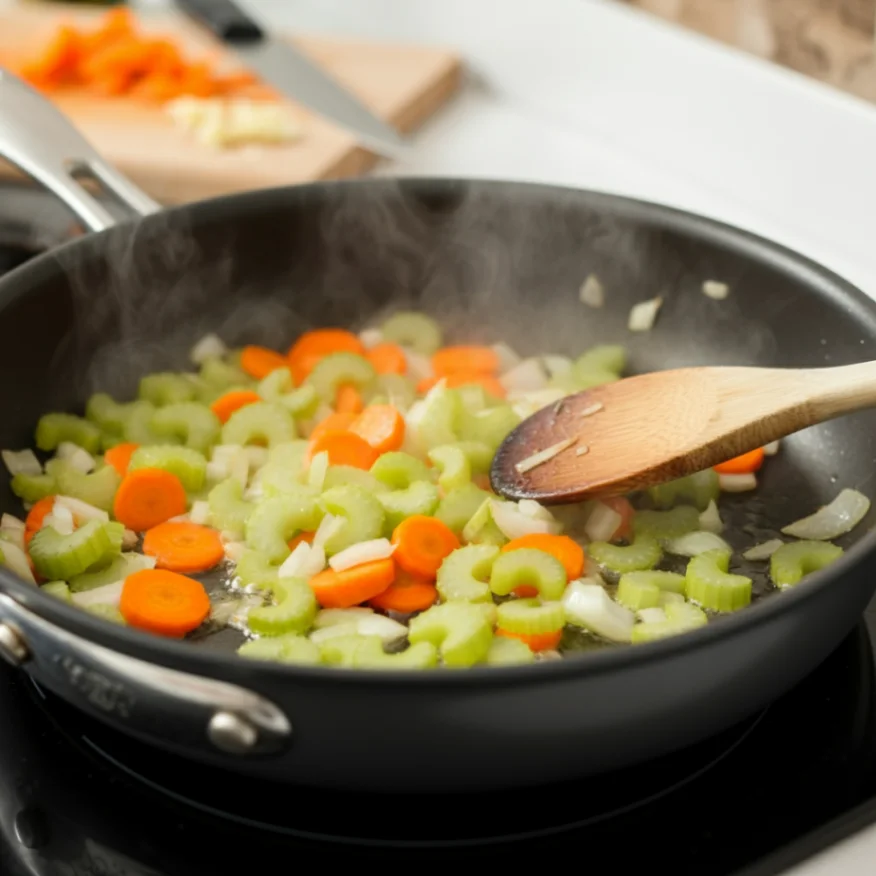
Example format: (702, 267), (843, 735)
(490, 363), (876, 504)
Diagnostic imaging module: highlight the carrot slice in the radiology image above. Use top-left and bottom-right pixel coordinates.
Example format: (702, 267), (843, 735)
(113, 468), (187, 533)
(120, 569), (211, 638)
(287, 329), (365, 384)
(714, 448), (765, 475)
(308, 411), (358, 443)
(142, 522), (224, 574)
(349, 404), (405, 454)
(501, 534), (584, 597)
(370, 569), (437, 613)
(335, 384), (364, 415)
(210, 390), (262, 424)
(432, 346), (500, 378)
(391, 515), (460, 579)
(601, 496), (635, 542)
(308, 558), (395, 609)
(496, 627), (562, 652)
(240, 345), (288, 380)
(24, 495), (59, 546)
(306, 430), (379, 470)
(366, 342), (407, 375)
(288, 531), (315, 551)
(104, 442), (139, 478)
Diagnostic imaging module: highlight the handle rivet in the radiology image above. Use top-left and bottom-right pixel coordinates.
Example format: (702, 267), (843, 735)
(0, 623), (29, 667)
(208, 710), (258, 754)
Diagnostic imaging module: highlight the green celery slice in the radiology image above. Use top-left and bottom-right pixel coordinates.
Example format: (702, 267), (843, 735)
(457, 404), (520, 453)
(129, 445), (207, 493)
(11, 473), (56, 503)
(139, 373), (197, 406)
(428, 444), (471, 493)
(770, 540), (843, 588)
(631, 602), (708, 644)
(221, 402), (295, 448)
(29, 519), (121, 580)
(649, 470), (719, 511)
(632, 506), (700, 543)
(306, 352), (376, 402)
(45, 460), (120, 512)
(208, 478), (254, 535)
(370, 452), (433, 489)
(266, 440), (310, 470)
(319, 485), (385, 556)
(408, 602), (494, 668)
(257, 367), (294, 401)
(550, 368), (618, 393)
(123, 400), (172, 445)
(36, 413), (101, 454)
(321, 635), (439, 670)
(496, 597), (565, 634)
(41, 580), (72, 602)
(69, 553), (154, 592)
(489, 548), (567, 601)
(151, 403), (220, 454)
(85, 603), (126, 624)
(247, 577), (317, 636)
(616, 578), (661, 611)
(280, 385), (320, 419)
(244, 495), (323, 563)
(685, 549), (752, 611)
(85, 393), (129, 434)
(381, 311), (442, 354)
(618, 570), (686, 594)
(435, 482), (493, 534)
(461, 498), (508, 547)
(199, 357), (252, 390)
(323, 465), (389, 494)
(436, 544), (498, 603)
(588, 535), (662, 573)
(414, 385), (463, 451)
(485, 635), (535, 666)
(234, 549), (279, 590)
(377, 481), (440, 533)
(451, 441), (493, 475)
(238, 633), (321, 665)
(575, 345), (626, 374)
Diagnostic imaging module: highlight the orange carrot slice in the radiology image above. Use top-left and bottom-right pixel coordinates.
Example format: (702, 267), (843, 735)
(496, 627), (562, 652)
(142, 522), (225, 574)
(370, 569), (437, 613)
(349, 404), (405, 454)
(210, 390), (262, 424)
(288, 531), (315, 552)
(335, 384), (364, 415)
(287, 329), (364, 383)
(240, 345), (288, 380)
(112, 468), (187, 532)
(104, 442), (139, 478)
(308, 412), (358, 444)
(308, 558), (395, 608)
(432, 346), (500, 378)
(366, 342), (407, 375)
(501, 534), (584, 597)
(120, 569), (211, 638)
(714, 448), (765, 475)
(391, 515), (460, 579)
(307, 430), (379, 470)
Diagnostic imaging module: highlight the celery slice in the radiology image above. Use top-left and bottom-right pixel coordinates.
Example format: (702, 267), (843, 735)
(649, 470), (719, 511)
(319, 485), (385, 556)
(461, 499), (508, 547)
(36, 413), (101, 454)
(377, 481), (440, 533)
(317, 633), (365, 667)
(259, 469), (318, 501)
(280, 385), (320, 419)
(199, 357), (252, 390)
(631, 602), (708, 644)
(575, 345), (626, 375)
(550, 369), (618, 393)
(489, 548), (567, 601)
(770, 540), (844, 588)
(221, 402), (295, 448)
(616, 578), (661, 611)
(321, 635), (439, 670)
(41, 580), (72, 602)
(323, 465), (389, 494)
(123, 400), (172, 445)
(258, 367), (295, 401)
(587, 535), (662, 573)
(451, 440), (493, 475)
(496, 598), (565, 634)
(408, 602), (494, 668)
(374, 374), (417, 411)
(435, 482), (493, 534)
(208, 478), (254, 535)
(457, 404), (520, 452)
(129, 445), (207, 493)
(45, 460), (120, 512)
(85, 604), (126, 624)
(435, 543), (498, 603)
(415, 385), (463, 450)
(247, 577), (317, 636)
(29, 519), (121, 580)
(428, 445), (471, 493)
(85, 393), (129, 433)
(685, 549), (752, 611)
(151, 403), (220, 454)
(632, 506), (700, 543)
(235, 549), (279, 590)
(485, 635), (535, 666)
(266, 440), (310, 470)
(10, 473), (56, 503)
(139, 373), (197, 406)
(69, 552), (154, 592)
(618, 570), (686, 594)
(381, 311), (442, 354)
(306, 353), (376, 402)
(370, 452), (433, 489)
(244, 495), (323, 563)
(238, 633), (321, 665)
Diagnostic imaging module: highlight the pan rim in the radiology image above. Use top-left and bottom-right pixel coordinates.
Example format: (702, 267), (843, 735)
(1, 175), (875, 689)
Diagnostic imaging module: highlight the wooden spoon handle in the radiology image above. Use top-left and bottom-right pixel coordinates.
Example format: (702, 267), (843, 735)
(803, 360), (876, 419)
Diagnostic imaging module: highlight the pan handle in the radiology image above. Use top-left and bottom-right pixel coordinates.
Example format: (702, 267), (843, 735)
(0, 594), (293, 757)
(0, 68), (161, 231)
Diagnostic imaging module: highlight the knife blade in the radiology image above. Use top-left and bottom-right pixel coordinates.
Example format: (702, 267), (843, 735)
(174, 0), (408, 158)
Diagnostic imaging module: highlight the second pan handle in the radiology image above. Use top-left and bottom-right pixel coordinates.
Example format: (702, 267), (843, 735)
(0, 67), (162, 231)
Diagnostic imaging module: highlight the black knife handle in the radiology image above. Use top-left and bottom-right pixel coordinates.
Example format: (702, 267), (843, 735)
(175, 0), (265, 43)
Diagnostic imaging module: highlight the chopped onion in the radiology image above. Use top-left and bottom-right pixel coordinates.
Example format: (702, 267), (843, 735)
(499, 358), (547, 393)
(1, 449), (41, 477)
(168, 514), (191, 524)
(579, 273), (604, 307)
(279, 541), (326, 579)
(562, 580), (634, 643)
(312, 607), (373, 626)
(403, 349), (433, 382)
(584, 502), (622, 542)
(517, 499), (555, 522)
(211, 444), (244, 465)
(55, 495), (109, 524)
(702, 280), (729, 300)
(743, 539), (784, 561)
(514, 437), (577, 474)
(329, 538), (395, 572)
(0, 540), (35, 583)
(698, 500), (724, 533)
(229, 450), (249, 490)
(307, 450), (329, 491)
(538, 649), (563, 661)
(210, 599), (242, 627)
(628, 296), (663, 332)
(313, 514), (344, 550)
(542, 355), (573, 379)
(190, 332), (228, 365)
(122, 529), (139, 550)
(637, 607), (667, 624)
(205, 461), (228, 483)
(189, 500), (210, 525)
(490, 499), (560, 539)
(580, 402), (604, 418)
(719, 473), (758, 492)
(575, 445), (590, 457)
(665, 530), (731, 557)
(763, 440), (780, 456)
(56, 442), (95, 474)
(358, 327), (383, 349)
(492, 342), (522, 373)
(224, 541), (246, 563)
(0, 514), (24, 533)
(781, 488), (870, 541)
(311, 608), (407, 644)
(45, 503), (75, 536)
(71, 580), (124, 608)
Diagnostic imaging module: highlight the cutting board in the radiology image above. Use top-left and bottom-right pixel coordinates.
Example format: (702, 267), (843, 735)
(0, 2), (461, 203)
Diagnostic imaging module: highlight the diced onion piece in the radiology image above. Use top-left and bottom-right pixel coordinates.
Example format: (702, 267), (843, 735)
(628, 296), (663, 332)
(206, 461), (229, 482)
(312, 607), (373, 626)
(0, 540), (35, 583)
(0, 527), (24, 552)
(2, 449), (41, 477)
(698, 500), (724, 534)
(55, 495), (110, 524)
(490, 499), (560, 539)
(518, 499), (556, 522)
(403, 349), (433, 382)
(307, 450), (329, 491)
(45, 503), (75, 536)
(563, 579), (634, 643)
(542, 355), (573, 379)
(210, 598), (242, 627)
(312, 514), (344, 551)
(514, 437), (577, 474)
(499, 358), (547, 393)
(329, 538), (395, 572)
(224, 541), (247, 563)
(56, 442), (95, 474)
(579, 273), (604, 307)
(189, 500), (210, 525)
(311, 608), (407, 644)
(358, 328), (383, 350)
(743, 539), (784, 561)
(279, 541), (326, 579)
(637, 607), (667, 624)
(781, 488), (870, 541)
(665, 530), (731, 557)
(763, 440), (780, 456)
(584, 502), (623, 542)
(580, 402), (604, 418)
(492, 342), (522, 374)
(0, 514), (24, 534)
(190, 333), (228, 364)
(702, 280), (729, 300)
(122, 529), (138, 550)
(719, 473), (758, 492)
(71, 580), (124, 608)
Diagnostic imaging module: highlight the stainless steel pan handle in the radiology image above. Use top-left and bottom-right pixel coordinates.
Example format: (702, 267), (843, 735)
(0, 68), (161, 229)
(0, 70), (293, 758)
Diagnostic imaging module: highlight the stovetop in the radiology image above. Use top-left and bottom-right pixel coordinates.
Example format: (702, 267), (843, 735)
(2, 181), (876, 876)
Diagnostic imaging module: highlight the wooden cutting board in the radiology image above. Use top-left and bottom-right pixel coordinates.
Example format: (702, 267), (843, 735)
(0, 3), (461, 203)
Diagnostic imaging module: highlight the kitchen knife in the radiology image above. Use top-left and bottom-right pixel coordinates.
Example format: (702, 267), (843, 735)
(174, 0), (408, 157)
